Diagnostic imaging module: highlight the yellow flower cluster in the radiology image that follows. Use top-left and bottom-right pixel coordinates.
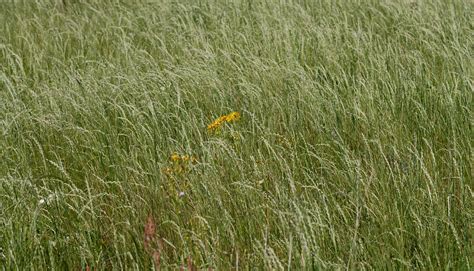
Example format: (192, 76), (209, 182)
(170, 153), (196, 163)
(161, 153), (198, 201)
(207, 111), (241, 131)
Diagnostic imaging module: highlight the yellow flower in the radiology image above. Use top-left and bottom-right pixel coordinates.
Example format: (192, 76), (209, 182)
(207, 115), (227, 131)
(225, 112), (240, 122)
(207, 111), (240, 131)
(170, 153), (180, 162)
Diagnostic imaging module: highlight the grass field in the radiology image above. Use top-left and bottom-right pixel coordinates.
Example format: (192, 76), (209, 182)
(1, 0), (473, 269)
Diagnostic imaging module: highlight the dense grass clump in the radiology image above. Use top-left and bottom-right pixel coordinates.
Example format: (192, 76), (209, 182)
(1, 0), (472, 269)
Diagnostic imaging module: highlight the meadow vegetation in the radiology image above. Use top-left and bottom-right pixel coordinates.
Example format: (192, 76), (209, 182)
(0, 0), (472, 269)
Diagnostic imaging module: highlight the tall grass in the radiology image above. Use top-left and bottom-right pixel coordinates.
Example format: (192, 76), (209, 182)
(1, 0), (472, 269)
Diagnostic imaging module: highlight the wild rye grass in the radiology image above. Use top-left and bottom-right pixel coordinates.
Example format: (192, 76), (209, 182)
(0, 0), (472, 269)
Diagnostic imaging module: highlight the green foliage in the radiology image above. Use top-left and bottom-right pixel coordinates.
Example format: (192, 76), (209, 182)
(1, 0), (472, 269)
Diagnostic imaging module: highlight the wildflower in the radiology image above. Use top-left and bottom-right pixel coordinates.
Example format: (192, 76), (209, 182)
(207, 111), (241, 132)
(170, 153), (180, 162)
(225, 111), (240, 122)
(207, 115), (227, 131)
(178, 191), (185, 197)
